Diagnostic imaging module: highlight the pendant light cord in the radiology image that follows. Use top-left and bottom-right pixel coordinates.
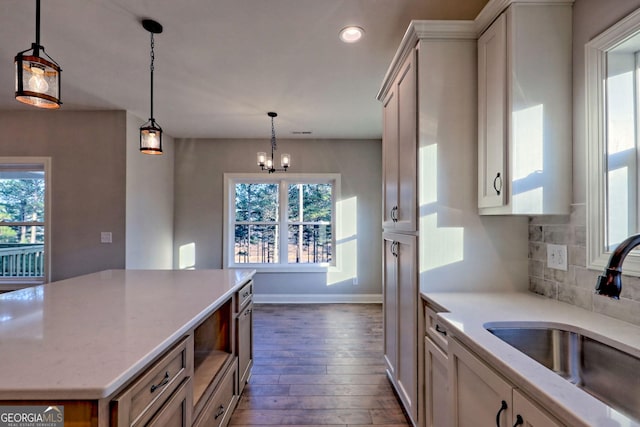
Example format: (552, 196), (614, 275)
(150, 32), (155, 120)
(34, 0), (41, 56)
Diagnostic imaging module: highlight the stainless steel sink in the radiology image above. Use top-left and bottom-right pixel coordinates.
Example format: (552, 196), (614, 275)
(486, 324), (640, 422)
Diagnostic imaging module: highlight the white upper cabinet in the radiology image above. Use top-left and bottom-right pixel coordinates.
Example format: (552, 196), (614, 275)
(382, 51), (417, 231)
(477, 2), (573, 215)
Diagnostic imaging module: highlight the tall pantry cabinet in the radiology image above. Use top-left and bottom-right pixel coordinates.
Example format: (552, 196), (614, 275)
(378, 18), (530, 427)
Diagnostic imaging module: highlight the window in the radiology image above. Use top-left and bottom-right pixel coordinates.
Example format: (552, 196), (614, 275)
(0, 158), (50, 285)
(224, 174), (339, 270)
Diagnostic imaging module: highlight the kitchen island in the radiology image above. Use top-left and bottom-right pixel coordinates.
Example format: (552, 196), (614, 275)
(0, 269), (255, 427)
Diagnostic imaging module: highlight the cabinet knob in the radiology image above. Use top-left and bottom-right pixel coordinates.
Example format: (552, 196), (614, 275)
(493, 172), (502, 196)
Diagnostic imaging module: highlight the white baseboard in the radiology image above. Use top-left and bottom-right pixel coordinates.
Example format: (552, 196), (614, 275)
(253, 293), (382, 304)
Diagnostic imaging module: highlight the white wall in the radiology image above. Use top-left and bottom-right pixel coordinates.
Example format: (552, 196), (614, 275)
(174, 138), (382, 302)
(125, 113), (175, 269)
(0, 110), (127, 281)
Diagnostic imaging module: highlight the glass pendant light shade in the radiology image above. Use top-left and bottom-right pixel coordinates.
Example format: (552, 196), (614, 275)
(281, 153), (291, 169)
(257, 152), (267, 167)
(140, 119), (163, 154)
(14, 1), (62, 109)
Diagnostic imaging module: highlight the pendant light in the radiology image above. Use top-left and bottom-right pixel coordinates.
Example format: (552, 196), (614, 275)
(140, 19), (163, 155)
(15, 0), (62, 109)
(257, 112), (290, 173)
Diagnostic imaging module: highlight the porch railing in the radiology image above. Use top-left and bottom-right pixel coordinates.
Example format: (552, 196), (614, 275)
(0, 244), (45, 277)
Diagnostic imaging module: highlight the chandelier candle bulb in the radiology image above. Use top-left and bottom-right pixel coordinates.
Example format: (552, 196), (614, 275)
(281, 153), (290, 168)
(257, 152), (267, 166)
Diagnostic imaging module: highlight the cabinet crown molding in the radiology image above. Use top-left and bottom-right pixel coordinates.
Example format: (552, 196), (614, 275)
(376, 20), (476, 101)
(377, 0), (574, 102)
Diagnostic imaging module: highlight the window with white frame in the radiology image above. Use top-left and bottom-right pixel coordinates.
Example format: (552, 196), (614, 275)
(0, 158), (50, 284)
(224, 174), (339, 269)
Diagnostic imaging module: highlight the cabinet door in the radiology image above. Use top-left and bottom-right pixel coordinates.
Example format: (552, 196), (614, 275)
(382, 90), (399, 229)
(395, 233), (418, 422)
(382, 235), (398, 376)
(425, 336), (450, 427)
(395, 51), (417, 231)
(478, 12), (507, 209)
(236, 302), (253, 394)
(449, 338), (512, 427)
(382, 50), (417, 231)
(512, 389), (563, 427)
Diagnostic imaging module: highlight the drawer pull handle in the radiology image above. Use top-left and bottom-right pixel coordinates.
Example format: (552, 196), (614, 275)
(150, 371), (170, 393)
(435, 324), (447, 336)
(513, 415), (523, 427)
(244, 309), (252, 317)
(495, 400), (507, 426)
(242, 291), (250, 298)
(214, 405), (225, 420)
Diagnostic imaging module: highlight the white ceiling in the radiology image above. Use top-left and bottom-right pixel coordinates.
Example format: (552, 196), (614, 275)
(0, 0), (488, 139)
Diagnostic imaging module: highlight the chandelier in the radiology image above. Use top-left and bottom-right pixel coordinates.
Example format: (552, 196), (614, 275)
(257, 112), (290, 173)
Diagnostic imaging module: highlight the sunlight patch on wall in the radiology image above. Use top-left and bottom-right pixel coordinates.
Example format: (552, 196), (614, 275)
(512, 104), (544, 212)
(179, 243), (196, 269)
(420, 213), (463, 273)
(419, 144), (437, 206)
(327, 197), (357, 286)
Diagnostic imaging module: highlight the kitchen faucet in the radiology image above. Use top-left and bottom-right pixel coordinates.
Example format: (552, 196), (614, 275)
(596, 233), (640, 299)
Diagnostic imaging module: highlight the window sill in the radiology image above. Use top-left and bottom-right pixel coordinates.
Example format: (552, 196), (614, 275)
(227, 265), (332, 274)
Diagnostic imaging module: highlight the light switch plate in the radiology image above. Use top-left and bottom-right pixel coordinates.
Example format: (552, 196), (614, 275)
(547, 244), (567, 271)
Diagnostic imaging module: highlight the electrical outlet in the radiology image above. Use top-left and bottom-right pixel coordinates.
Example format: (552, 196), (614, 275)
(352, 277), (358, 285)
(101, 232), (112, 244)
(547, 244), (567, 271)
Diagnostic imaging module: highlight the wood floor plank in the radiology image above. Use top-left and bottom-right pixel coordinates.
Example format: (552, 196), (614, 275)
(229, 304), (409, 426)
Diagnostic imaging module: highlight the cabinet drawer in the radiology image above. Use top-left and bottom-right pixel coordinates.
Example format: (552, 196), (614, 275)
(425, 306), (448, 352)
(112, 336), (193, 427)
(236, 281), (253, 312)
(193, 361), (238, 427)
(144, 378), (192, 427)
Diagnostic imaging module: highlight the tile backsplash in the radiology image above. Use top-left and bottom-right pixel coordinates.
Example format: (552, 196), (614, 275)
(529, 203), (640, 326)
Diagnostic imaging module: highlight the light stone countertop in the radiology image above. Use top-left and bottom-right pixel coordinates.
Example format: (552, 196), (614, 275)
(0, 269), (255, 400)
(422, 291), (640, 427)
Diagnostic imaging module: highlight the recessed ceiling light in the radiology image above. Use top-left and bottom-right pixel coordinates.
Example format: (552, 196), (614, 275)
(339, 26), (364, 43)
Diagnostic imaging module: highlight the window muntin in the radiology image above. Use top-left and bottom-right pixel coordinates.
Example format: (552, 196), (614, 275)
(226, 174), (338, 270)
(0, 161), (48, 282)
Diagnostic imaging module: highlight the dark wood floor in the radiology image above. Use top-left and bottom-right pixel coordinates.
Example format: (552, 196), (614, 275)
(229, 303), (410, 426)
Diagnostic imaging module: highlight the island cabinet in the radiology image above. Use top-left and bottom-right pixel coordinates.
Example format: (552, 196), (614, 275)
(0, 270), (255, 427)
(111, 336), (194, 427)
(235, 280), (253, 395)
(449, 337), (563, 427)
(191, 297), (237, 427)
(477, 1), (572, 215)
